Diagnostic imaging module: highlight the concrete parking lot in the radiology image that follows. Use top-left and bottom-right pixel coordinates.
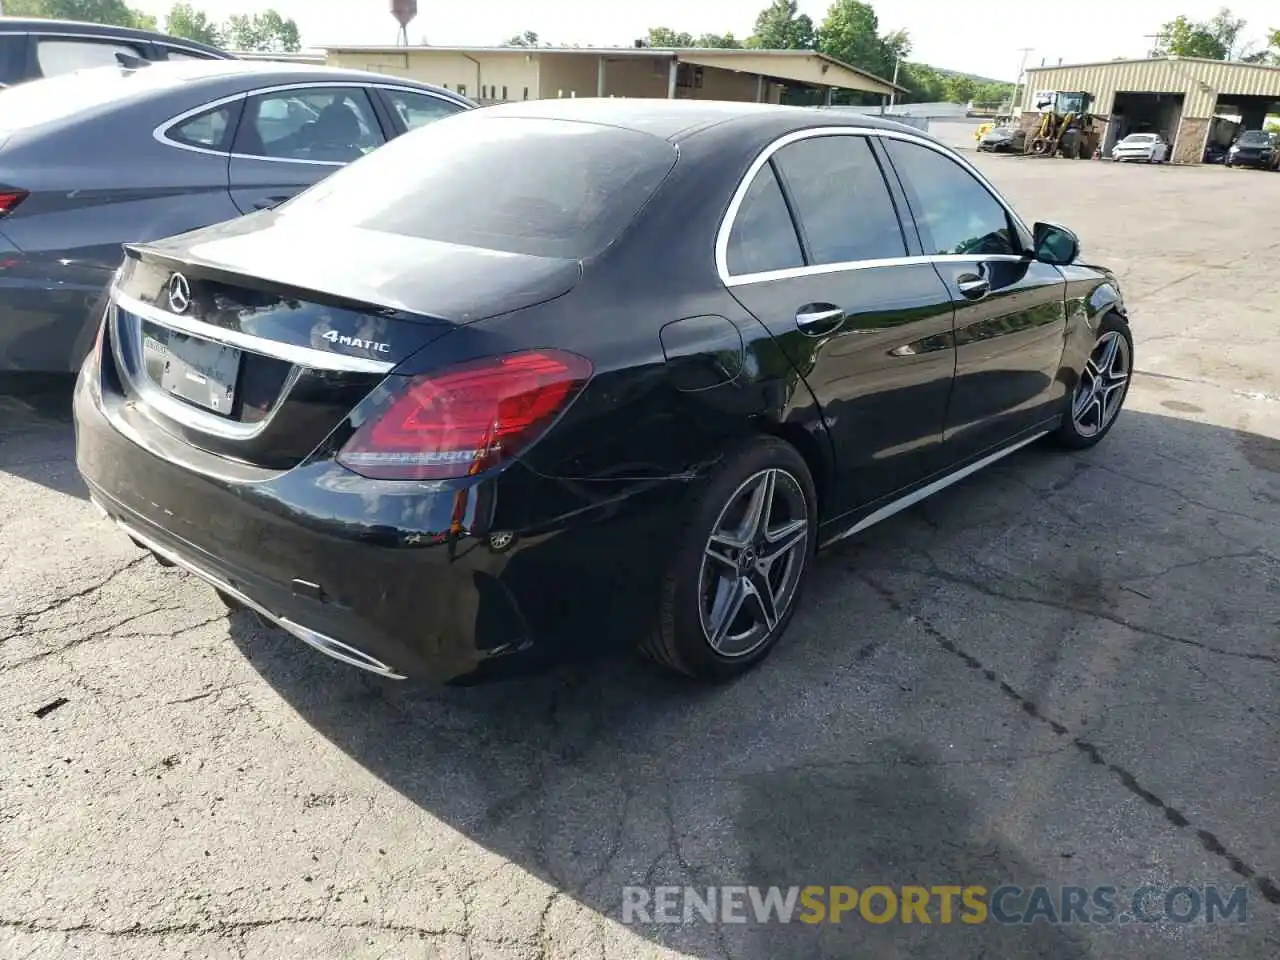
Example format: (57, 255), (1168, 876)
(2, 155), (1279, 959)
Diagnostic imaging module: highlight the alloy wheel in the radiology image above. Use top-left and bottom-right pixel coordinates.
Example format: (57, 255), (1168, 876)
(1071, 330), (1130, 438)
(699, 468), (809, 657)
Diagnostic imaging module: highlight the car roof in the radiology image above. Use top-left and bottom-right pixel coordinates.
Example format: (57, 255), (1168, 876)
(3, 59), (467, 107)
(473, 97), (935, 143)
(0, 15), (230, 57)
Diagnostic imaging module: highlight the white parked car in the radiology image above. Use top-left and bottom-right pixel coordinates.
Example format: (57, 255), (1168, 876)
(1111, 133), (1169, 163)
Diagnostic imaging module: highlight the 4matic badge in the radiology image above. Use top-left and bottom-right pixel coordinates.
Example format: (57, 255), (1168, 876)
(322, 330), (391, 353)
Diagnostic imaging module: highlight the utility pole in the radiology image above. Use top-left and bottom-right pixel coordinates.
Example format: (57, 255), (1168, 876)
(888, 56), (900, 110)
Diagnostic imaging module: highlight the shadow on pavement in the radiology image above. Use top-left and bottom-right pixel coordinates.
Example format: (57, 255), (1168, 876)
(0, 375), (87, 500)
(224, 409), (1278, 958)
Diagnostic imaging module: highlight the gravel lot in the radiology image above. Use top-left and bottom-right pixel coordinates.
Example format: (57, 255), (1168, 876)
(3, 155), (1279, 960)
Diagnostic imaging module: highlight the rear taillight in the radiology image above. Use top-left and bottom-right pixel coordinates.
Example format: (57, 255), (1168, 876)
(0, 190), (27, 218)
(338, 349), (592, 480)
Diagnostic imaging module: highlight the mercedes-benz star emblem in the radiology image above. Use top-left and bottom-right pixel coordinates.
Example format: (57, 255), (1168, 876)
(167, 273), (191, 314)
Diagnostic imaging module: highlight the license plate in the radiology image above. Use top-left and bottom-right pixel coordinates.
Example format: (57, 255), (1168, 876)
(143, 333), (241, 415)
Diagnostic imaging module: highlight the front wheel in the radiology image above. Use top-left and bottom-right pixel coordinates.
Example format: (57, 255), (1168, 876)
(1053, 314), (1133, 450)
(643, 438), (816, 680)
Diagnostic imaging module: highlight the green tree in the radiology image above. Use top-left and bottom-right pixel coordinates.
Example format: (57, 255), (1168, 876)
(1153, 8), (1250, 60)
(695, 32), (742, 48)
(503, 30), (540, 47)
(816, 0), (891, 78)
(222, 9), (300, 53)
(4, 0), (155, 29)
(165, 3), (221, 46)
(746, 0), (815, 50)
(646, 27), (695, 47)
(943, 75), (976, 103)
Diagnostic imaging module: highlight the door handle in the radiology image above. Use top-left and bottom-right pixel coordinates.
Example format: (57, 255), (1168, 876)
(253, 196), (290, 210)
(956, 273), (990, 300)
(795, 303), (845, 336)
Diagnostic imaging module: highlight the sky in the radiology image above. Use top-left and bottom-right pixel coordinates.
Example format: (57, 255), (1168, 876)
(131, 0), (1280, 80)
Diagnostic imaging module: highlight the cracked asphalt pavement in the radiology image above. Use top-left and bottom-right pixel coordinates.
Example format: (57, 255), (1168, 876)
(3, 155), (1280, 959)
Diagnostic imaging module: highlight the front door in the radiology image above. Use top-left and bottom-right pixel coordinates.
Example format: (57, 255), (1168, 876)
(880, 137), (1068, 459)
(721, 132), (958, 518)
(228, 86), (387, 215)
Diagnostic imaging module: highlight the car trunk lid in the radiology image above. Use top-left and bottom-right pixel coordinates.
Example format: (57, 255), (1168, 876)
(103, 218), (581, 470)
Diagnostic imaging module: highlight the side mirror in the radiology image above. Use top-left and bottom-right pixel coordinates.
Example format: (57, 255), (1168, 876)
(1033, 221), (1080, 265)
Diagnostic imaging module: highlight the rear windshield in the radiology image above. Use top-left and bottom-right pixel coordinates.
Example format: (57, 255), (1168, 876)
(277, 114), (679, 260)
(1124, 134), (1156, 141)
(1239, 131), (1270, 143)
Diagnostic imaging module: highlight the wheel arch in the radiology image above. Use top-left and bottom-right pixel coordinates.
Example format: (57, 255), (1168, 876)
(756, 418), (834, 521)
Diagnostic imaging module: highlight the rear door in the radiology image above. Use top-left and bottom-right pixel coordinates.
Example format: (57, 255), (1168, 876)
(228, 85), (388, 214)
(721, 131), (958, 517)
(880, 136), (1068, 460)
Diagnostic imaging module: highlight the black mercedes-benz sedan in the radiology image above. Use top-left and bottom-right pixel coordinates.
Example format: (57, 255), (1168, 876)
(74, 99), (1132, 684)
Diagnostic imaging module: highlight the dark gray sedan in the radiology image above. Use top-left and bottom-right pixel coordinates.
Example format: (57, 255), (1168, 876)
(0, 60), (472, 373)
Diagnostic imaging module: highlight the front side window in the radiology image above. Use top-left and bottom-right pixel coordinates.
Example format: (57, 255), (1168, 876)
(164, 49), (218, 63)
(772, 134), (906, 265)
(884, 139), (1018, 257)
(235, 88), (383, 163)
(725, 163), (804, 276)
(36, 38), (146, 77)
(383, 88), (465, 132)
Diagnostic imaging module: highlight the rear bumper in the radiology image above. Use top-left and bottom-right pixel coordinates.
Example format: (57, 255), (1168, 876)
(74, 368), (691, 683)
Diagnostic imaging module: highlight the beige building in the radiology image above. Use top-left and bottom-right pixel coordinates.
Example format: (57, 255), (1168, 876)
(1021, 57), (1280, 164)
(322, 45), (901, 106)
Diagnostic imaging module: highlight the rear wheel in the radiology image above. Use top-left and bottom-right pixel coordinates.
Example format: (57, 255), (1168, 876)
(643, 438), (816, 680)
(1053, 313), (1133, 450)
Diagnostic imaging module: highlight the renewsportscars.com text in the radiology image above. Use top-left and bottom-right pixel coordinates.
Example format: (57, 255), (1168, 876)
(621, 884), (1248, 925)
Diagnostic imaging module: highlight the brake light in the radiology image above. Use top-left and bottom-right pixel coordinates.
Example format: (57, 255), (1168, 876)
(338, 349), (592, 480)
(0, 190), (27, 218)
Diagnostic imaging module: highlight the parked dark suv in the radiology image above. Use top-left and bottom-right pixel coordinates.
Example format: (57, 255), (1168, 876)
(0, 16), (231, 86)
(1226, 129), (1279, 170)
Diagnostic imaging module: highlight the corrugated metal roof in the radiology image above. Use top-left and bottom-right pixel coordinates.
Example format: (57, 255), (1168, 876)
(1021, 58), (1280, 117)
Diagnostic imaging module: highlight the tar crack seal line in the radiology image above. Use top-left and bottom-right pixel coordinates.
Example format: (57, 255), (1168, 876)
(859, 570), (1280, 907)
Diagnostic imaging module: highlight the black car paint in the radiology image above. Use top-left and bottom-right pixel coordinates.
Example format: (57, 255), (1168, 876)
(75, 102), (1125, 683)
(0, 63), (472, 372)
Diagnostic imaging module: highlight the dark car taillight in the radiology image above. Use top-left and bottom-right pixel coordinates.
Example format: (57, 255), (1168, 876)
(0, 190), (28, 218)
(338, 350), (593, 480)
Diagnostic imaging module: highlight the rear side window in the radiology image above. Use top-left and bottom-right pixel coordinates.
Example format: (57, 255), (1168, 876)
(726, 163), (803, 276)
(884, 139), (1018, 257)
(277, 115), (678, 260)
(167, 104), (236, 150)
(772, 135), (906, 265)
(36, 38), (146, 77)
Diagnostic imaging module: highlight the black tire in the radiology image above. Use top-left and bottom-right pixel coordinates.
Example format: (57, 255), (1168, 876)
(1053, 312), (1133, 450)
(642, 437), (817, 681)
(215, 589), (243, 611)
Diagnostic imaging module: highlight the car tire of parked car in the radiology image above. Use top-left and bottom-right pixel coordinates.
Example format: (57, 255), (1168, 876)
(643, 436), (817, 681)
(1053, 313), (1134, 450)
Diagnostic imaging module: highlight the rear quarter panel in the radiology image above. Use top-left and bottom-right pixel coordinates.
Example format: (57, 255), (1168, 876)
(0, 109), (242, 370)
